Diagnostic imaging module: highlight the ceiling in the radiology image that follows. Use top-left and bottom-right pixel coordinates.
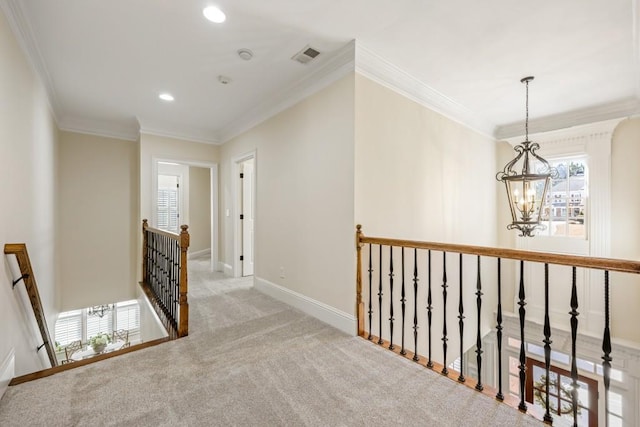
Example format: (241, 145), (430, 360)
(3, 0), (639, 143)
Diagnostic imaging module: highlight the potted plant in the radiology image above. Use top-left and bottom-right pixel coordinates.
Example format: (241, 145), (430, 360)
(89, 333), (111, 353)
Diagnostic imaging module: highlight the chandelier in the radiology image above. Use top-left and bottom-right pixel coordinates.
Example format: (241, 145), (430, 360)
(496, 76), (557, 237)
(87, 304), (114, 318)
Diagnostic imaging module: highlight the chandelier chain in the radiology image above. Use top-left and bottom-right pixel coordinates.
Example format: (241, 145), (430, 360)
(525, 79), (529, 141)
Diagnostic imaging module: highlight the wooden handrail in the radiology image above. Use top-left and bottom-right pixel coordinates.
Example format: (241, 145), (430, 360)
(356, 225), (640, 275)
(4, 243), (58, 368)
(141, 219), (189, 337)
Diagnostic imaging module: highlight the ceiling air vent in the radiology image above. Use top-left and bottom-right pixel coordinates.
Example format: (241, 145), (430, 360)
(291, 45), (321, 64)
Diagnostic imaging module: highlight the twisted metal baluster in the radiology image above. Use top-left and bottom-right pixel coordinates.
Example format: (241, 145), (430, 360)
(427, 250), (434, 368)
(458, 253), (465, 382)
(543, 263), (553, 424)
(475, 255), (483, 391)
(413, 248), (419, 361)
(389, 246), (395, 350)
(569, 266), (579, 427)
(378, 245), (383, 345)
(442, 252), (449, 375)
(368, 244), (373, 340)
(400, 247), (407, 355)
(602, 271), (612, 427)
(496, 258), (504, 401)
(517, 260), (527, 412)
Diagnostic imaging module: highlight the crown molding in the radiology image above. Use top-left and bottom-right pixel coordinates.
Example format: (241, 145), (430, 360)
(495, 97), (640, 140)
(218, 40), (356, 144)
(58, 116), (139, 142)
(138, 125), (220, 146)
(502, 118), (625, 148)
(355, 43), (495, 139)
(0, 0), (60, 124)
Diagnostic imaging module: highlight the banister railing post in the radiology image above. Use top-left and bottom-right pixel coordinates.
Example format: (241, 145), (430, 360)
(356, 225), (365, 337)
(142, 219), (149, 284)
(178, 224), (190, 337)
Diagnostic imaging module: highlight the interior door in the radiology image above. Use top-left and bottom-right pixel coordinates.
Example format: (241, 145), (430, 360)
(157, 174), (180, 233)
(241, 160), (254, 276)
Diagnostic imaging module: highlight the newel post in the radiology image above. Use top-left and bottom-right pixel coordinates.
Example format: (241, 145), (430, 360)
(356, 224), (364, 336)
(178, 224), (190, 337)
(142, 219), (148, 284)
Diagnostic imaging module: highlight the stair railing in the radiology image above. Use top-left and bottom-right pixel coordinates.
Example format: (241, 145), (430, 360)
(141, 219), (189, 338)
(4, 244), (58, 367)
(355, 225), (640, 427)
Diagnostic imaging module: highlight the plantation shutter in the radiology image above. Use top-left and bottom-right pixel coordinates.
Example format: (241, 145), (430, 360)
(86, 311), (113, 339)
(54, 310), (82, 346)
(116, 300), (141, 343)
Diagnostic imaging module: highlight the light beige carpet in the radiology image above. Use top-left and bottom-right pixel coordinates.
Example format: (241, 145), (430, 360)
(0, 258), (541, 426)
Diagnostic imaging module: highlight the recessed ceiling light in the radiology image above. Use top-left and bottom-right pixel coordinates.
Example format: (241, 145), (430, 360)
(237, 48), (253, 61)
(159, 93), (174, 102)
(218, 75), (232, 85)
(203, 6), (226, 23)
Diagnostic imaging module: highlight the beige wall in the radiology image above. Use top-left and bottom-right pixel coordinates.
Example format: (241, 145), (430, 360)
(188, 166), (211, 253)
(58, 131), (138, 310)
(220, 73), (356, 314)
(610, 117), (640, 343)
(0, 9), (59, 375)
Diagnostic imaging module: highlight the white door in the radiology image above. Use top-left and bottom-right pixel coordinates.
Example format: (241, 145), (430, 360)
(241, 160), (254, 276)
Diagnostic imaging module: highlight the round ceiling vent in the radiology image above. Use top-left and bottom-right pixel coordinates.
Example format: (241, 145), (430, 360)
(218, 75), (232, 85)
(237, 48), (253, 61)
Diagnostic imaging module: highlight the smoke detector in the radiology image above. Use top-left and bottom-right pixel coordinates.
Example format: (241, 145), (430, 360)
(237, 48), (253, 61)
(218, 75), (232, 85)
(291, 45), (321, 65)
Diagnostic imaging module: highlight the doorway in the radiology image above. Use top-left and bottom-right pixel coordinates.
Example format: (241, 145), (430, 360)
(234, 152), (256, 278)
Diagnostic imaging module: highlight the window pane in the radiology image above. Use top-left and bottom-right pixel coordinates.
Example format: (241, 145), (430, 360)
(54, 311), (82, 346)
(86, 311), (113, 339)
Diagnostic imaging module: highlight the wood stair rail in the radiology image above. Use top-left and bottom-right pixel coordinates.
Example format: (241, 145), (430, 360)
(4, 243), (58, 368)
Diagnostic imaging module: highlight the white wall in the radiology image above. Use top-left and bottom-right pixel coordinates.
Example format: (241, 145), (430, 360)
(354, 74), (499, 355)
(220, 73), (356, 315)
(0, 8), (58, 375)
(58, 131), (139, 310)
(188, 166), (211, 254)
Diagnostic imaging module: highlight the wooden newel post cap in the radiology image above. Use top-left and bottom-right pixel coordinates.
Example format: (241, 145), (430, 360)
(356, 224), (362, 233)
(142, 219), (148, 229)
(180, 224), (189, 233)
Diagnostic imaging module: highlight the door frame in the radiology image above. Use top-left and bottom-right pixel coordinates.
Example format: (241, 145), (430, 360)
(232, 151), (257, 278)
(152, 157), (219, 272)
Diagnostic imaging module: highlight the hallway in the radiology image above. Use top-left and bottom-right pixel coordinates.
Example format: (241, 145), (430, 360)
(0, 257), (540, 426)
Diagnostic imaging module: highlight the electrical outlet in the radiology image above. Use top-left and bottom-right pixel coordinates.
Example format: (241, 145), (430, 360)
(279, 267), (285, 278)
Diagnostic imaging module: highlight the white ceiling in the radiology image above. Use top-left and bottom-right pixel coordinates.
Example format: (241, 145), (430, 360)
(3, 0), (639, 143)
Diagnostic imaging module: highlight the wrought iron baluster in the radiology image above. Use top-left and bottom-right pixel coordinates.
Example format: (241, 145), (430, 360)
(569, 266), (579, 427)
(475, 255), (483, 391)
(389, 246), (395, 351)
(458, 253), (465, 382)
(518, 260), (527, 412)
(368, 244), (373, 340)
(442, 252), (449, 375)
(427, 250), (433, 368)
(602, 270), (612, 427)
(543, 263), (553, 424)
(400, 247), (407, 355)
(378, 245), (383, 345)
(496, 258), (504, 401)
(413, 248), (419, 361)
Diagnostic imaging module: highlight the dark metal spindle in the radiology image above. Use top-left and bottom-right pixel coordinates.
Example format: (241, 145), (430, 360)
(569, 266), (579, 427)
(427, 250), (433, 368)
(389, 246), (395, 350)
(496, 258), (504, 401)
(400, 248), (407, 355)
(378, 245), (383, 345)
(442, 252), (449, 375)
(602, 270), (612, 427)
(368, 244), (373, 340)
(458, 253), (465, 382)
(518, 260), (527, 412)
(543, 263), (553, 424)
(475, 255), (483, 391)
(412, 248), (419, 362)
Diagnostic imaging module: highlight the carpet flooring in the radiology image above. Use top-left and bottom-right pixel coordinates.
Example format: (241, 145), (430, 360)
(0, 257), (541, 426)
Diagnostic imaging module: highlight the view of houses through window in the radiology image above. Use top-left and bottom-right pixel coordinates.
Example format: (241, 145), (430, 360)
(537, 157), (587, 238)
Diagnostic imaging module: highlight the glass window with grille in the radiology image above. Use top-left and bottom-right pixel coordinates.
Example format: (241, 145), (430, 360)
(537, 157), (588, 238)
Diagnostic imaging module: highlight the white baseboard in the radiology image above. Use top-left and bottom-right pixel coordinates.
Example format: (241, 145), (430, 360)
(254, 277), (356, 336)
(218, 262), (233, 275)
(188, 248), (211, 259)
(0, 349), (15, 401)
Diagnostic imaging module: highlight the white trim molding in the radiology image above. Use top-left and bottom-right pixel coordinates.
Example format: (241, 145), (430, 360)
(59, 116), (140, 141)
(0, 348), (15, 401)
(218, 262), (232, 275)
(355, 43), (495, 138)
(188, 248), (211, 260)
(138, 125), (220, 146)
(255, 277), (357, 336)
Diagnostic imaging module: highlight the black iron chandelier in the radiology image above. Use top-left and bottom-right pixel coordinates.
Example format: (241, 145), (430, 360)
(88, 303), (114, 318)
(496, 76), (557, 237)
